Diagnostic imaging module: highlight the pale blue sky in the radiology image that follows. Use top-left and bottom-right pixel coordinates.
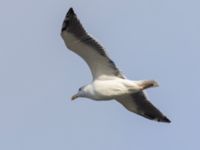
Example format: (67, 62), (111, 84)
(0, 0), (200, 149)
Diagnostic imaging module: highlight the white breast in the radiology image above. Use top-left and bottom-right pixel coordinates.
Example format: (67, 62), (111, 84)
(85, 79), (141, 100)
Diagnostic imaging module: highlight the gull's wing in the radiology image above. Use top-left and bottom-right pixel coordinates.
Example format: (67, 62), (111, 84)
(116, 92), (171, 123)
(61, 8), (124, 79)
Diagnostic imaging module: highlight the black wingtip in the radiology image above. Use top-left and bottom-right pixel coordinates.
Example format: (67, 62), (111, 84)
(67, 7), (75, 16)
(162, 116), (171, 123)
(61, 8), (76, 32)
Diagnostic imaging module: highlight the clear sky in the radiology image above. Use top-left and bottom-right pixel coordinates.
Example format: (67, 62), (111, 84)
(0, 0), (200, 149)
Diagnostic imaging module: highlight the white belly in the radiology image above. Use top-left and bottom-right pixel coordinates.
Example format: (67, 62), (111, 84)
(87, 79), (141, 100)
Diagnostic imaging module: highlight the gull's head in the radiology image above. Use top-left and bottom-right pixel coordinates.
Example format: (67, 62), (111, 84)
(71, 86), (86, 100)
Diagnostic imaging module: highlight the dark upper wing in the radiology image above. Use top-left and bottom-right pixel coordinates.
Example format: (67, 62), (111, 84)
(116, 91), (171, 123)
(61, 8), (124, 79)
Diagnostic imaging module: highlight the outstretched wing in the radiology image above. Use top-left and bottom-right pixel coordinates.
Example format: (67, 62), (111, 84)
(116, 91), (171, 123)
(61, 8), (124, 80)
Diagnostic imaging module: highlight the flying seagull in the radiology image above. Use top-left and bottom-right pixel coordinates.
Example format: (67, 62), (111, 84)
(61, 8), (171, 123)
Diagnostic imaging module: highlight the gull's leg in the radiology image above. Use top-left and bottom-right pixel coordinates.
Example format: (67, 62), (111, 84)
(137, 80), (159, 90)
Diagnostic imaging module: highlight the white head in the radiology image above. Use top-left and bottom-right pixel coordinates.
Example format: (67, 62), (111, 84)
(71, 86), (87, 100)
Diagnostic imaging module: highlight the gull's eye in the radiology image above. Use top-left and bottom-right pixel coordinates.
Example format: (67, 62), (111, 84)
(78, 87), (82, 91)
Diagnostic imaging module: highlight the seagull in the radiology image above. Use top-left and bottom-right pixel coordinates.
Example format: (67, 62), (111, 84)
(61, 8), (171, 123)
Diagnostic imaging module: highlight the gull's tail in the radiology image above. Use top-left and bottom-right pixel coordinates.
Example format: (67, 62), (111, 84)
(137, 80), (159, 90)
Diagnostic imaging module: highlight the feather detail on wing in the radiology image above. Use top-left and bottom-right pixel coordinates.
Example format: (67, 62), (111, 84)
(61, 8), (124, 79)
(116, 91), (171, 123)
